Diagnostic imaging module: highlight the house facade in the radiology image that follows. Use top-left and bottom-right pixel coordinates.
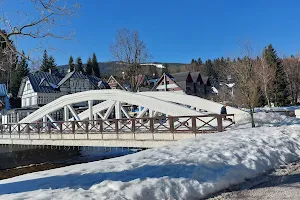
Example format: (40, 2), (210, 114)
(18, 71), (110, 108)
(152, 72), (212, 98)
(152, 73), (185, 94)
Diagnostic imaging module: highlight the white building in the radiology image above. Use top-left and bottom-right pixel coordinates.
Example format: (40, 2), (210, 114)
(18, 71), (110, 108)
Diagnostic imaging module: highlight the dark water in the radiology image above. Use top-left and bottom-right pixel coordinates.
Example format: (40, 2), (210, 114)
(0, 146), (136, 180)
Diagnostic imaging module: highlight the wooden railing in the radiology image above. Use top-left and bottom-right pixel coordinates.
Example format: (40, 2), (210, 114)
(0, 114), (235, 138)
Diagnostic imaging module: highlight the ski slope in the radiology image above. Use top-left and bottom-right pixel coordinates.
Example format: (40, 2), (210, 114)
(1, 113), (300, 200)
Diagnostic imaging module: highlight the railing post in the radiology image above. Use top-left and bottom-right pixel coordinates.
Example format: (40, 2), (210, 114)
(131, 119), (136, 139)
(9, 124), (11, 138)
(192, 116), (197, 136)
(99, 120), (103, 139)
(115, 119), (119, 139)
(149, 118), (154, 140)
(59, 122), (63, 139)
(169, 116), (174, 132)
(85, 121), (89, 139)
(26, 123), (30, 139)
(72, 121), (75, 139)
(85, 121), (89, 133)
(169, 117), (174, 140)
(18, 124), (21, 138)
(217, 115), (223, 132)
(48, 122), (51, 139)
(37, 122), (40, 139)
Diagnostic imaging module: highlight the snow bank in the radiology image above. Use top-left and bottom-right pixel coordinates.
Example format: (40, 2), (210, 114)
(235, 112), (300, 129)
(1, 114), (300, 199)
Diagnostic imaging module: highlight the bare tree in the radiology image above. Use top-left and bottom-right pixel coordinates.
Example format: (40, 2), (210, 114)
(110, 28), (150, 92)
(228, 42), (260, 127)
(256, 55), (276, 107)
(0, 0), (80, 63)
(282, 55), (300, 105)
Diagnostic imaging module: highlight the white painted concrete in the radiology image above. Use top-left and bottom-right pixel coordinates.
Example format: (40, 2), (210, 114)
(0, 131), (203, 148)
(19, 90), (202, 124)
(140, 91), (248, 121)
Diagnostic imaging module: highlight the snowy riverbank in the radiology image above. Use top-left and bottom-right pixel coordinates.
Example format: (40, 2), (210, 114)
(1, 113), (300, 199)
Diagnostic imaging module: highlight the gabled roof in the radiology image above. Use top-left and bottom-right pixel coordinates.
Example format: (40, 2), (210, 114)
(107, 76), (126, 90)
(57, 71), (87, 86)
(0, 84), (7, 96)
(29, 72), (61, 93)
(87, 75), (110, 89)
(152, 73), (180, 90)
(171, 72), (191, 82)
(202, 76), (211, 86)
(190, 72), (203, 84)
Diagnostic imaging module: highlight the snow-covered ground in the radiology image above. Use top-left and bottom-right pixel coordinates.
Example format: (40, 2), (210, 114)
(1, 113), (300, 200)
(241, 105), (300, 112)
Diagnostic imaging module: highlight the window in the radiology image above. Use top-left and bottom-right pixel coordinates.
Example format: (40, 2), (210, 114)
(27, 83), (31, 90)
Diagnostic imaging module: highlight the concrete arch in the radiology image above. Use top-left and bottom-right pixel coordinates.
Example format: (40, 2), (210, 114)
(19, 90), (202, 124)
(139, 91), (248, 121)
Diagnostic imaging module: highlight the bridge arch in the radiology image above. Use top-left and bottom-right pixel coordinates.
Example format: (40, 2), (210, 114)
(139, 91), (247, 121)
(19, 90), (203, 124)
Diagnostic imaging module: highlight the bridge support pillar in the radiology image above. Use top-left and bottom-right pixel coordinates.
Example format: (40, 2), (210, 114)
(88, 100), (93, 121)
(42, 116), (47, 128)
(115, 101), (121, 119)
(64, 106), (69, 121)
(149, 110), (154, 117)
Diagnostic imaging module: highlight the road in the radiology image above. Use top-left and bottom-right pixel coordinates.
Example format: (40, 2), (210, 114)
(208, 160), (300, 200)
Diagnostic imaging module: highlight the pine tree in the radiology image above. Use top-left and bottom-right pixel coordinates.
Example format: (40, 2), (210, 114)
(197, 58), (202, 65)
(92, 53), (100, 77)
(191, 59), (195, 64)
(10, 51), (29, 97)
(162, 63), (169, 74)
(76, 57), (84, 72)
(68, 56), (75, 72)
(263, 44), (289, 106)
(48, 55), (57, 71)
(86, 57), (93, 75)
(40, 50), (49, 72)
(205, 59), (217, 81)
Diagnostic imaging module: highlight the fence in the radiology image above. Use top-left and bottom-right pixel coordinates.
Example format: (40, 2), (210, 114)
(0, 114), (235, 140)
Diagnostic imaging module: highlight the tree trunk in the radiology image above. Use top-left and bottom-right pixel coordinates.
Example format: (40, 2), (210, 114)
(263, 84), (270, 107)
(250, 107), (255, 128)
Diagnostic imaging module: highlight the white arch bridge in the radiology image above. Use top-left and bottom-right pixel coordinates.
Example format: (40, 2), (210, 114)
(0, 90), (247, 148)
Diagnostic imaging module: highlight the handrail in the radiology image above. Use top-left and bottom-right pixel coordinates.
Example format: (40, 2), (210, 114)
(0, 114), (235, 136)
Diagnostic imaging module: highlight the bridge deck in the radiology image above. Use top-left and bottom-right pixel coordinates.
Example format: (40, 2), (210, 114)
(0, 114), (235, 148)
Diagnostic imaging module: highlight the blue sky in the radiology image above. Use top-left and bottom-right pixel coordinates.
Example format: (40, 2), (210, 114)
(7, 0), (300, 65)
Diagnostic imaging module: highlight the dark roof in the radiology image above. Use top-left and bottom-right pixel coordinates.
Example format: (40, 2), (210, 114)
(87, 75), (110, 89)
(190, 72), (199, 82)
(171, 72), (190, 82)
(202, 76), (211, 86)
(28, 72), (61, 93)
(57, 71), (87, 86)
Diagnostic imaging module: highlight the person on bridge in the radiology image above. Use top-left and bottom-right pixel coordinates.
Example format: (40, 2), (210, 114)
(220, 103), (227, 115)
(220, 103), (228, 121)
(220, 103), (233, 122)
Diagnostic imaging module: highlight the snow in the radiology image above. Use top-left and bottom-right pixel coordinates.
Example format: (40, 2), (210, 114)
(225, 83), (235, 88)
(140, 63), (165, 69)
(1, 113), (300, 199)
(211, 86), (218, 94)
